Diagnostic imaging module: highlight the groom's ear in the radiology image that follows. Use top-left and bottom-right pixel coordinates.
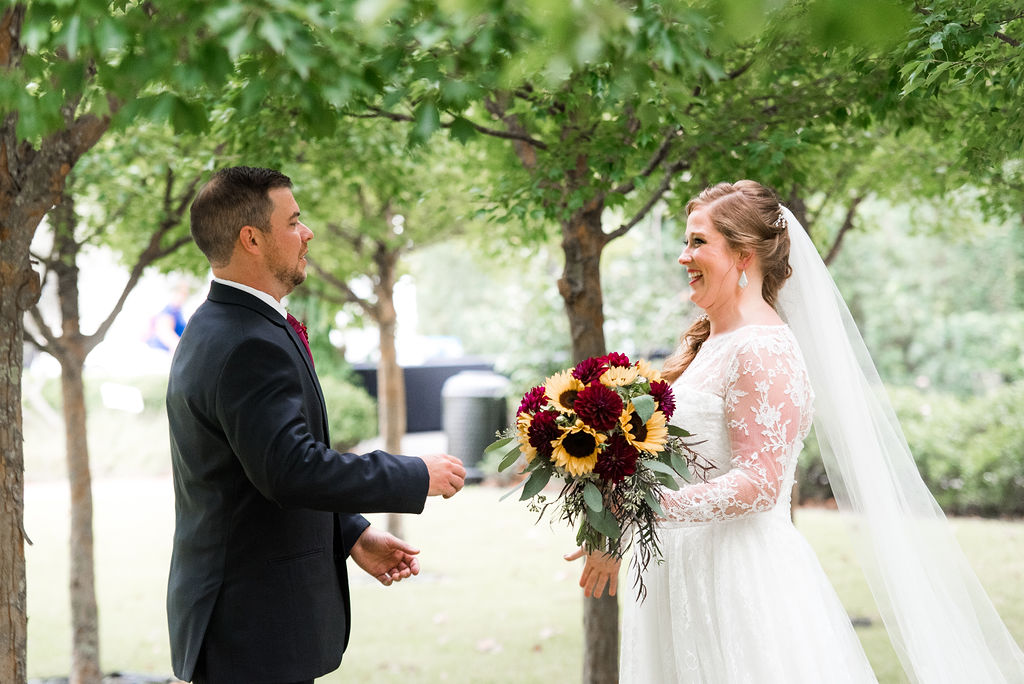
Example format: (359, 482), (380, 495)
(238, 225), (262, 256)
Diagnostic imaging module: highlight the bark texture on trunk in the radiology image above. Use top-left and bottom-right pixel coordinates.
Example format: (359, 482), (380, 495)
(1, 10), (111, 673)
(560, 203), (618, 684)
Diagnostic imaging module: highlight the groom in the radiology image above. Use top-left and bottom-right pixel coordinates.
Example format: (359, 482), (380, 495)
(165, 166), (466, 684)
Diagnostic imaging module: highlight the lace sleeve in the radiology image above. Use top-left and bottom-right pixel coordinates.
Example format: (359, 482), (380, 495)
(661, 336), (808, 523)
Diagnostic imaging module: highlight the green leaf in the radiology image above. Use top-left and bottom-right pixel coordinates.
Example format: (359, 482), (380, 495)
(520, 467), (551, 501)
(642, 459), (676, 476)
(585, 507), (621, 541)
(171, 97), (209, 134)
(484, 437), (522, 472)
(258, 16), (287, 54)
(669, 451), (692, 482)
(643, 489), (666, 518)
(583, 481), (603, 512)
(667, 424), (692, 438)
(449, 116), (476, 144)
(654, 471), (680, 491)
(484, 436), (514, 455)
(413, 100), (441, 143)
(631, 394), (655, 423)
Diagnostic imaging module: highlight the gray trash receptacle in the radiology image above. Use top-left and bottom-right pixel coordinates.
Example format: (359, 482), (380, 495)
(441, 370), (510, 484)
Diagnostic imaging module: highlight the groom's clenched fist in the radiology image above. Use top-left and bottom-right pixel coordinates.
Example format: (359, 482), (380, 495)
(421, 453), (466, 498)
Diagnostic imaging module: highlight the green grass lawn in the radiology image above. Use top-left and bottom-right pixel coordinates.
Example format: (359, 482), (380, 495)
(25, 478), (1024, 683)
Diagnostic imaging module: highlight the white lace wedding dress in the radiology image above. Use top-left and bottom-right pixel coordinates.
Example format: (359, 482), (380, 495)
(622, 324), (878, 683)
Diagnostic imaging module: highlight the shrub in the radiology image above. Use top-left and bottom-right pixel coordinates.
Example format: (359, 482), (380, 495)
(797, 382), (1024, 518)
(318, 376), (378, 452)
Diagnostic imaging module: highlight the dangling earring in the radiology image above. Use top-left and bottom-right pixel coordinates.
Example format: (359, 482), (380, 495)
(738, 270), (748, 289)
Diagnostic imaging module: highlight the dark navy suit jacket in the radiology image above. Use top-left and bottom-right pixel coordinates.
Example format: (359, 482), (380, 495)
(166, 281), (428, 683)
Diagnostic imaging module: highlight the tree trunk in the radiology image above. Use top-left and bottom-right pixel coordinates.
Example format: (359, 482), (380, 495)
(375, 250), (407, 538)
(559, 203), (618, 684)
(60, 358), (101, 684)
(0, 235), (31, 684)
(50, 194), (102, 684)
(1, 14), (110, 675)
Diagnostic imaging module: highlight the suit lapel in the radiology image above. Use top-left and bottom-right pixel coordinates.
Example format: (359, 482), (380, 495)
(206, 282), (330, 439)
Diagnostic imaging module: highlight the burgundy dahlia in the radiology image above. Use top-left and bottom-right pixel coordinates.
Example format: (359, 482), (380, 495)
(649, 380), (676, 420)
(528, 409), (561, 458)
(595, 434), (639, 483)
(517, 385), (548, 416)
(602, 352), (631, 367)
(574, 383), (624, 432)
(572, 357), (607, 384)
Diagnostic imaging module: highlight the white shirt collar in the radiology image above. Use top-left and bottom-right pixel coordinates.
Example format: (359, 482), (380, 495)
(213, 277), (287, 319)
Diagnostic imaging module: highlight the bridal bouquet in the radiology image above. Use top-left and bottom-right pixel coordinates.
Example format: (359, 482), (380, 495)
(486, 353), (710, 597)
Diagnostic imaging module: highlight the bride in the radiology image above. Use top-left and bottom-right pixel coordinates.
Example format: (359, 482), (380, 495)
(565, 180), (1024, 683)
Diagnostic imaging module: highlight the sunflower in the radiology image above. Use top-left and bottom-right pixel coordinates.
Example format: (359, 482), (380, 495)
(635, 359), (663, 384)
(516, 414), (537, 462)
(620, 405), (669, 454)
(545, 370), (584, 413)
(552, 420), (606, 476)
(600, 364), (639, 387)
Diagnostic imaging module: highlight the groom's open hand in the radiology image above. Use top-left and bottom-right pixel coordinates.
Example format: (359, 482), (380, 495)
(351, 526), (421, 586)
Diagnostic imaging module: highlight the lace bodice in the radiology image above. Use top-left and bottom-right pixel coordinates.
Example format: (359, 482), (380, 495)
(661, 324), (813, 525)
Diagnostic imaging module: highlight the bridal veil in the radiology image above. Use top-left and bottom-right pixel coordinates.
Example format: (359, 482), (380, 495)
(774, 205), (1024, 682)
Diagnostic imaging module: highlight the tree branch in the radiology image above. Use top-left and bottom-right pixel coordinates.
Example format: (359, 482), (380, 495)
(604, 159), (690, 244)
(308, 257), (376, 318)
(84, 165), (200, 352)
(25, 304), (58, 355)
(610, 126), (681, 197)
(823, 194), (866, 266)
(354, 106), (549, 150)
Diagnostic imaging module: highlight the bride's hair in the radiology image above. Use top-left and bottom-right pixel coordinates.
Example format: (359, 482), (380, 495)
(661, 180), (793, 383)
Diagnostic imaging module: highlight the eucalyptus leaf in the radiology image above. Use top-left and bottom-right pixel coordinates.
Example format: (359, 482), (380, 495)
(667, 424), (692, 437)
(484, 436), (514, 455)
(484, 437), (522, 472)
(643, 489), (666, 518)
(654, 471), (681, 491)
(632, 394), (656, 423)
(498, 446), (523, 473)
(583, 481), (604, 512)
(642, 459), (677, 476)
(586, 507), (621, 541)
(669, 451), (693, 482)
(520, 467), (551, 501)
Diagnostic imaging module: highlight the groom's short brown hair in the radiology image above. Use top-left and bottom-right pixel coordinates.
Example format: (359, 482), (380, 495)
(190, 166), (292, 267)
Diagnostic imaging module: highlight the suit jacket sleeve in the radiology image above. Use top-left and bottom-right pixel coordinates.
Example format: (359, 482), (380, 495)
(215, 335), (429, 513)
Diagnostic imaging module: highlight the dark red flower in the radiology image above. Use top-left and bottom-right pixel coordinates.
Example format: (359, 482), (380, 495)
(574, 383), (624, 432)
(602, 352), (631, 367)
(572, 357), (607, 384)
(528, 409), (561, 458)
(517, 385), (548, 416)
(595, 434), (639, 483)
(649, 380), (676, 420)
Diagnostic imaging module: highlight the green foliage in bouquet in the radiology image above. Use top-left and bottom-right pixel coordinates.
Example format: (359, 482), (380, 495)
(486, 353), (712, 597)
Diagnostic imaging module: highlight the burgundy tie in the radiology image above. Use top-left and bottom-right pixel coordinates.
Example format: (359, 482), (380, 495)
(286, 313), (314, 366)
